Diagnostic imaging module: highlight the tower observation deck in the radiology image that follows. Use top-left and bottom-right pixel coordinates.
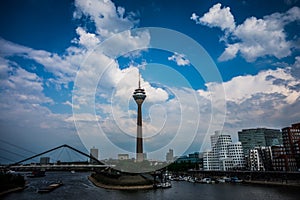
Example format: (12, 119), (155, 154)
(132, 74), (146, 162)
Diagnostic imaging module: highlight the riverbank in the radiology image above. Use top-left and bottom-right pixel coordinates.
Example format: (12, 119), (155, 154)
(0, 172), (26, 197)
(0, 186), (26, 197)
(244, 180), (300, 187)
(88, 176), (154, 190)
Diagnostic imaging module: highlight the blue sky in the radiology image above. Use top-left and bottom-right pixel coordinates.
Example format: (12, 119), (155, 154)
(0, 0), (300, 164)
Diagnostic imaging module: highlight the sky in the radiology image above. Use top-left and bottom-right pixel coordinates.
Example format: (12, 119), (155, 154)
(0, 0), (300, 164)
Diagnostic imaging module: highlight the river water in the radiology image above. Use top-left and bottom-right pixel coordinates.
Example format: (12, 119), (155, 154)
(4, 171), (300, 200)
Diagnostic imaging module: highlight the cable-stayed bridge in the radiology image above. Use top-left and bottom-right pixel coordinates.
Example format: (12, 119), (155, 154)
(0, 143), (114, 171)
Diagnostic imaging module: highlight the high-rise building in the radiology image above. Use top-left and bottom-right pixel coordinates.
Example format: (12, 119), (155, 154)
(90, 147), (99, 164)
(40, 157), (50, 164)
(282, 123), (300, 154)
(282, 122), (300, 169)
(203, 131), (245, 171)
(132, 74), (146, 162)
(271, 145), (297, 171)
(166, 149), (174, 163)
(238, 128), (282, 156)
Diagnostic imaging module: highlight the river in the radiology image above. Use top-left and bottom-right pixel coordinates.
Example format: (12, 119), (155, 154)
(4, 171), (300, 200)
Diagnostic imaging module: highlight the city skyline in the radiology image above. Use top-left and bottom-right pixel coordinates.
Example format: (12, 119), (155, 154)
(0, 0), (300, 163)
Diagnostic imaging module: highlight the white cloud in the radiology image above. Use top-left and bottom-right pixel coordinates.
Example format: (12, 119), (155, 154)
(192, 4), (300, 62)
(168, 52), (191, 66)
(73, 27), (100, 49)
(201, 68), (300, 104)
(74, 0), (137, 39)
(218, 43), (240, 61)
(196, 66), (300, 141)
(192, 3), (235, 31)
(0, 38), (79, 85)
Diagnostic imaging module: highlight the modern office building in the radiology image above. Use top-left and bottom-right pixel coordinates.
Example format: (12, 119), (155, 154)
(271, 145), (297, 171)
(248, 146), (273, 171)
(227, 142), (246, 169)
(203, 131), (245, 171)
(175, 152), (200, 164)
(89, 147), (99, 164)
(282, 123), (300, 155)
(166, 149), (174, 163)
(40, 157), (50, 164)
(238, 128), (282, 156)
(248, 149), (264, 171)
(132, 74), (146, 162)
(282, 123), (300, 169)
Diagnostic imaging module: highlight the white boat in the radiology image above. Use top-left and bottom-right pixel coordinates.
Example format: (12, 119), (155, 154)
(200, 177), (215, 184)
(231, 177), (243, 183)
(161, 181), (172, 188)
(154, 181), (172, 189)
(217, 177), (231, 183)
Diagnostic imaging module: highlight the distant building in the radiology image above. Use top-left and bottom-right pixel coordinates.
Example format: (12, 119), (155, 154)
(228, 142), (246, 170)
(40, 157), (50, 164)
(175, 152), (200, 164)
(166, 149), (174, 163)
(203, 131), (245, 171)
(118, 154), (129, 160)
(248, 149), (265, 171)
(89, 147), (99, 164)
(238, 128), (282, 156)
(142, 153), (147, 161)
(248, 146), (273, 171)
(271, 145), (297, 171)
(282, 122), (300, 169)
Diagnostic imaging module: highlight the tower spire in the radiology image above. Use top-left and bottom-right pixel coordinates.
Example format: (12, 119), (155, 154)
(138, 71), (141, 89)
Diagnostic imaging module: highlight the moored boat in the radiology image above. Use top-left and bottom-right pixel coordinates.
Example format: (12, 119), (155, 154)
(37, 181), (63, 193)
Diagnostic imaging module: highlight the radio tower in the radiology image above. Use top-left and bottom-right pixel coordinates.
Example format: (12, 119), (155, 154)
(132, 73), (146, 162)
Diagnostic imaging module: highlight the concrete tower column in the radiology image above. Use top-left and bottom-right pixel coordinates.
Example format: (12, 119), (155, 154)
(133, 74), (146, 162)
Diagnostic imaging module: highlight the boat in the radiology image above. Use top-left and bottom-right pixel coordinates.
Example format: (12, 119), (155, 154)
(161, 181), (172, 188)
(37, 181), (63, 193)
(27, 170), (46, 178)
(230, 177), (243, 183)
(217, 176), (231, 183)
(200, 177), (215, 184)
(154, 181), (172, 189)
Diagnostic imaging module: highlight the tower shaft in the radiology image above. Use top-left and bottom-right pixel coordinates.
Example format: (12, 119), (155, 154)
(136, 103), (143, 162)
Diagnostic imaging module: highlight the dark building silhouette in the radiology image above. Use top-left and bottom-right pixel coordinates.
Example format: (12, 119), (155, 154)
(282, 123), (300, 170)
(132, 74), (146, 162)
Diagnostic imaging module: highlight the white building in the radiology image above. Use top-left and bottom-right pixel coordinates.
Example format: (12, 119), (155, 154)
(228, 142), (246, 169)
(248, 146), (273, 171)
(203, 131), (245, 171)
(248, 149), (264, 171)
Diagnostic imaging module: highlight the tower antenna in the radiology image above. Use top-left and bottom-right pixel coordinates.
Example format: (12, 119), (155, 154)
(138, 71), (141, 89)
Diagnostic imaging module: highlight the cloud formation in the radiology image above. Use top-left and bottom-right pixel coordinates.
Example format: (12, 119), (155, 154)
(191, 3), (235, 31)
(192, 4), (300, 62)
(168, 52), (191, 66)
